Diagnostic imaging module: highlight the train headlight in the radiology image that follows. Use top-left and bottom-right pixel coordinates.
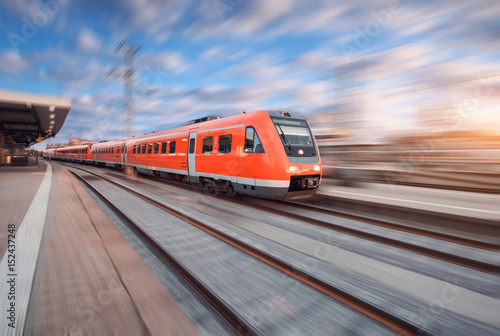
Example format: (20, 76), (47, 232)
(313, 164), (321, 172)
(298, 149), (304, 155)
(289, 165), (301, 173)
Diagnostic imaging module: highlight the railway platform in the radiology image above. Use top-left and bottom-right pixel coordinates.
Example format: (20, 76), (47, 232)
(0, 162), (199, 335)
(313, 179), (500, 243)
(319, 179), (500, 221)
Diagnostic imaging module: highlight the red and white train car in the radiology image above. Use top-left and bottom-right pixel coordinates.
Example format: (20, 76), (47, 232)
(42, 148), (56, 159)
(55, 145), (91, 163)
(91, 140), (125, 167)
(122, 110), (322, 199)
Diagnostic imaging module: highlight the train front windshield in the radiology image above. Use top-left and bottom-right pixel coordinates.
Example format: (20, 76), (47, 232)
(271, 117), (317, 156)
(272, 118), (314, 145)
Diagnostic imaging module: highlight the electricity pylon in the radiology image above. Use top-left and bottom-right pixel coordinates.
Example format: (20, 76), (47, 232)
(110, 40), (143, 138)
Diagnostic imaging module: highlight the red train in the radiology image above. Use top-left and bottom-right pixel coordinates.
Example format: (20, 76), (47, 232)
(43, 110), (322, 199)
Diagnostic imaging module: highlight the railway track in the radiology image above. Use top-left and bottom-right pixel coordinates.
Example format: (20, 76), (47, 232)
(271, 199), (498, 250)
(244, 198), (500, 275)
(63, 163), (432, 336)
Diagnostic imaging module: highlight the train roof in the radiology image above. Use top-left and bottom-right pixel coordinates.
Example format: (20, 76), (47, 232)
(120, 110), (262, 144)
(89, 109), (307, 147)
(55, 144), (91, 150)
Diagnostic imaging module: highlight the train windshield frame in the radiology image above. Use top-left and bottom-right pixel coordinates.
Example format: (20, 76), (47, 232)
(271, 117), (316, 156)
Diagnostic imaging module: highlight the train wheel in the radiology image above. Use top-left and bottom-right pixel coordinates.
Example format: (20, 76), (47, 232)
(227, 184), (238, 198)
(203, 180), (216, 193)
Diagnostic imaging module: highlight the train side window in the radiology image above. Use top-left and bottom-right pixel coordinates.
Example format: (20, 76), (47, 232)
(112, 148), (114, 154)
(117, 147), (120, 154)
(161, 142), (167, 154)
(169, 141), (176, 154)
(133, 145), (136, 154)
(154, 142), (159, 154)
(148, 143), (152, 154)
(245, 127), (265, 153)
(142, 144), (146, 154)
(202, 136), (213, 153)
(218, 134), (232, 153)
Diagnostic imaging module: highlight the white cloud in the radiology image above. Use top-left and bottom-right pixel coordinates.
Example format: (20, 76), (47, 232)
(137, 52), (190, 75)
(76, 29), (102, 53)
(0, 51), (29, 74)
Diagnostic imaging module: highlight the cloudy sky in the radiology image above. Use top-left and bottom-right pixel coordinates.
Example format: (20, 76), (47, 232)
(1, 0), (499, 148)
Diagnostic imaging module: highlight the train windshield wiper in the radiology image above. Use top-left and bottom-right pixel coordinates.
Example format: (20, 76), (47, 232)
(275, 123), (292, 152)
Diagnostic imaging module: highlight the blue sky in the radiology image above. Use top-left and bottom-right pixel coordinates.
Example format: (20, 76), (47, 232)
(1, 0), (499, 148)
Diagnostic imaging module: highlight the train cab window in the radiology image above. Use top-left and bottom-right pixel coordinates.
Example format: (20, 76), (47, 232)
(148, 143), (152, 154)
(133, 145), (136, 154)
(245, 127), (265, 153)
(142, 144), (146, 154)
(154, 142), (159, 154)
(161, 142), (167, 154)
(202, 136), (213, 153)
(169, 141), (176, 154)
(218, 134), (232, 154)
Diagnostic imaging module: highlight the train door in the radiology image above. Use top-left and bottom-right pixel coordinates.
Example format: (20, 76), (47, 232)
(187, 133), (198, 183)
(121, 143), (125, 166)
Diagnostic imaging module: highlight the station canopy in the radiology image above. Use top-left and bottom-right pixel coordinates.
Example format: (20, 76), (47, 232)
(0, 90), (71, 145)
